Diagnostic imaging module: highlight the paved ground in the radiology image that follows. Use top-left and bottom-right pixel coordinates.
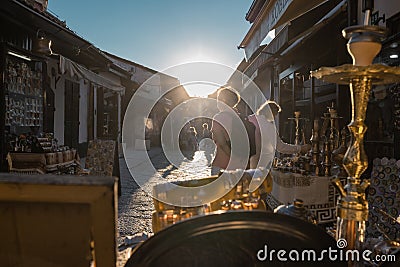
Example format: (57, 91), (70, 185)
(116, 145), (213, 266)
(117, 148), (211, 267)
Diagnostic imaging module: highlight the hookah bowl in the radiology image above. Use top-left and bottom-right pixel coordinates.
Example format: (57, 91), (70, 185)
(311, 25), (400, 258)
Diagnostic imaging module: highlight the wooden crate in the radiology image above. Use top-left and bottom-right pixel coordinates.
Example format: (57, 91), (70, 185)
(0, 173), (118, 267)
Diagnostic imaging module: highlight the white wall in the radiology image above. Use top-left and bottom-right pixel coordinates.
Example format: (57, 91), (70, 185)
(133, 67), (155, 84)
(45, 59), (65, 145)
(106, 57), (155, 85)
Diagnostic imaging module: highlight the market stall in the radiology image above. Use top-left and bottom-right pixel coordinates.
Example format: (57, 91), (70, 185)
(0, 44), (46, 171)
(6, 149), (79, 174)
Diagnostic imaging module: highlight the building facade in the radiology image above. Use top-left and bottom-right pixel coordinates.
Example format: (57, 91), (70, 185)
(0, 0), (189, 171)
(237, 0), (400, 158)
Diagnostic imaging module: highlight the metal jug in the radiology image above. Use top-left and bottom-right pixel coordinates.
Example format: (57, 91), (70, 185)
(274, 199), (317, 224)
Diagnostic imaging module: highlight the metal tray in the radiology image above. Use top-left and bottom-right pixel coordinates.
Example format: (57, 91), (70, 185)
(125, 211), (347, 267)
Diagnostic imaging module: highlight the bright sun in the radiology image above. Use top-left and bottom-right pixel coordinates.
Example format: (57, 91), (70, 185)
(184, 83), (220, 98)
(163, 49), (234, 98)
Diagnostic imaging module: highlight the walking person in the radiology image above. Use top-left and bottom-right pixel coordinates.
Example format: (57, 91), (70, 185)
(201, 123), (212, 139)
(248, 100), (311, 169)
(210, 86), (248, 175)
(188, 126), (198, 153)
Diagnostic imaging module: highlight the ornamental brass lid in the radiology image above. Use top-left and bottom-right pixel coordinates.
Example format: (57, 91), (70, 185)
(311, 64), (400, 85)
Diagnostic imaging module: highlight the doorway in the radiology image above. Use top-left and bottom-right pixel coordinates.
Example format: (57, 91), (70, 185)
(64, 80), (79, 149)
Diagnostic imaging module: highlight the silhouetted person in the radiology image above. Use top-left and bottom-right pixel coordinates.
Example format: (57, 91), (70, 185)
(211, 86), (248, 175)
(201, 123), (212, 139)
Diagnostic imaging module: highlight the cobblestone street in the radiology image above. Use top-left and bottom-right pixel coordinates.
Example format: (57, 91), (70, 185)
(117, 146), (213, 246)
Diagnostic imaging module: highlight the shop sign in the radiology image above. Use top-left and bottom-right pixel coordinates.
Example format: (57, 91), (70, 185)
(268, 0), (291, 32)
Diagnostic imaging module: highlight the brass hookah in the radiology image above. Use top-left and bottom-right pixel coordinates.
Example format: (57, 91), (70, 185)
(309, 119), (321, 176)
(322, 140), (332, 177)
(328, 105), (342, 151)
(288, 111), (307, 145)
(311, 11), (400, 265)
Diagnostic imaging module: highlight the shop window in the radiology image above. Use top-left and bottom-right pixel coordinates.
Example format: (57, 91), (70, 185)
(97, 88), (118, 140)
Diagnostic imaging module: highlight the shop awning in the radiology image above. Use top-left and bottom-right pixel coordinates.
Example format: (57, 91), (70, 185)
(242, 0), (347, 79)
(59, 55), (125, 93)
(239, 0), (328, 59)
(280, 0), (347, 56)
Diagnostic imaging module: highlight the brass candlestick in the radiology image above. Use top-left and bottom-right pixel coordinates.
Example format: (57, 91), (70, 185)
(311, 24), (400, 261)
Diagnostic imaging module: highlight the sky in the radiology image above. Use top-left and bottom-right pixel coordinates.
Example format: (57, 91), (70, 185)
(47, 1), (253, 97)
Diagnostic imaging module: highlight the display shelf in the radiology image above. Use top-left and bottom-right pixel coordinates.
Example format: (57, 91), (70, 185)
(4, 52), (44, 129)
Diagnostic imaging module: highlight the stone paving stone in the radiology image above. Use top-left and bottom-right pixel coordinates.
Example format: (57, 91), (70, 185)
(117, 148), (212, 266)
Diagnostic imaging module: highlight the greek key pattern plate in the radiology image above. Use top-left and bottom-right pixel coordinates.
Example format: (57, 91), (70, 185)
(265, 194), (337, 224)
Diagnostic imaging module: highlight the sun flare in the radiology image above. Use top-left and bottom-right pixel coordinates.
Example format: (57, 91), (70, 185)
(163, 50), (235, 98)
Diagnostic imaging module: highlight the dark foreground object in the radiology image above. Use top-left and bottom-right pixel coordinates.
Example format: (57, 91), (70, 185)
(0, 173), (118, 267)
(125, 211), (347, 267)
